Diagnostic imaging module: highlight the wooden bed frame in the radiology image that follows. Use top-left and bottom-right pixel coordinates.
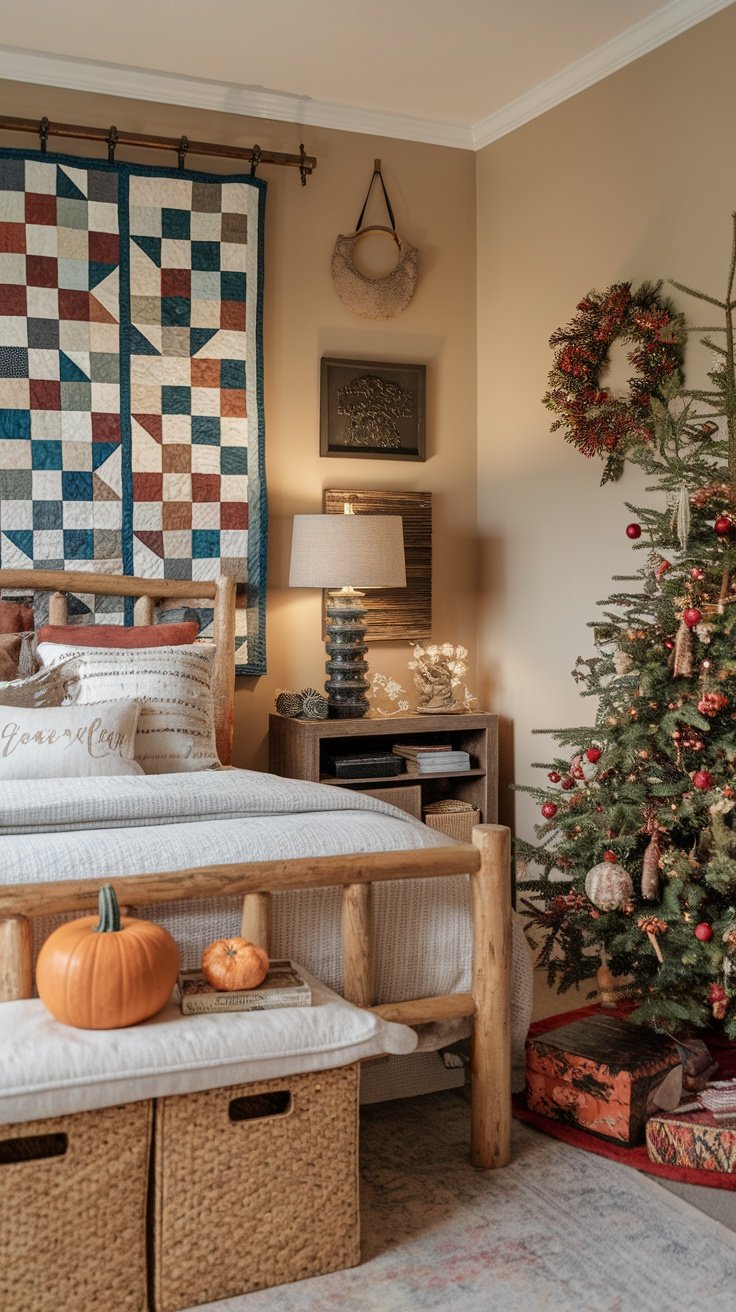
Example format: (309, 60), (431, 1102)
(0, 569), (512, 1170)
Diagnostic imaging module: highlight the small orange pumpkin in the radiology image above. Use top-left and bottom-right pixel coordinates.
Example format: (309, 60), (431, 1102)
(36, 885), (180, 1030)
(201, 937), (269, 991)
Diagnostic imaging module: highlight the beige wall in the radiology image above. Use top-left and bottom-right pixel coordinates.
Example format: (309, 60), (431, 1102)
(476, 5), (736, 843)
(0, 80), (477, 768)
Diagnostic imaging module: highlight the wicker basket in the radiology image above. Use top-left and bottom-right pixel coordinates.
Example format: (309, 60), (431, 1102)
(151, 1063), (361, 1312)
(423, 799), (480, 843)
(0, 1099), (152, 1312)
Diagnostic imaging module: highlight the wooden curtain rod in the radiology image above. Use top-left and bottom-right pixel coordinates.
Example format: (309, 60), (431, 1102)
(0, 113), (316, 183)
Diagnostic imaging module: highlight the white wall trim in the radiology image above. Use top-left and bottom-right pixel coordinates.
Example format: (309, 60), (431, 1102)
(0, 0), (732, 153)
(0, 45), (473, 150)
(472, 0), (735, 149)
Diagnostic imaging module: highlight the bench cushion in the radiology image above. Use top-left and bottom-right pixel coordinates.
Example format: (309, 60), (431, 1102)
(0, 969), (417, 1124)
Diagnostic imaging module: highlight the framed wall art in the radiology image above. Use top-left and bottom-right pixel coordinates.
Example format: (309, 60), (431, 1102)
(324, 488), (431, 641)
(320, 357), (426, 461)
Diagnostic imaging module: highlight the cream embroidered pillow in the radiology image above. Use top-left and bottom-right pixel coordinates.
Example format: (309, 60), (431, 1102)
(0, 701), (143, 780)
(37, 643), (219, 774)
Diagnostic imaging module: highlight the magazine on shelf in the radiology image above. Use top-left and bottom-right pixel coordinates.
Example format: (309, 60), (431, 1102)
(403, 757), (470, 774)
(177, 960), (312, 1014)
(392, 742), (453, 758)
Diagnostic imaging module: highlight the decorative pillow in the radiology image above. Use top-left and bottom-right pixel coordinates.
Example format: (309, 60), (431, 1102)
(0, 665), (68, 709)
(0, 701), (143, 780)
(36, 621), (199, 648)
(0, 635), (22, 682)
(37, 643), (219, 774)
(0, 599), (34, 635)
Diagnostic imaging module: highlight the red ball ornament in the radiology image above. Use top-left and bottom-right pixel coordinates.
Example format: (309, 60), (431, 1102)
(693, 770), (714, 790)
(694, 922), (714, 942)
(664, 639), (674, 650)
(715, 516), (732, 536)
(626, 523), (642, 539)
(690, 567), (704, 580)
(560, 777), (574, 791)
(682, 608), (702, 629)
(585, 747), (602, 763)
(541, 802), (558, 820)
(603, 850), (619, 862)
(547, 771), (561, 783)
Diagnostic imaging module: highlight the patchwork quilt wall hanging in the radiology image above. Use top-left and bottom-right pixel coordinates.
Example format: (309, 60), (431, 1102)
(0, 149), (267, 674)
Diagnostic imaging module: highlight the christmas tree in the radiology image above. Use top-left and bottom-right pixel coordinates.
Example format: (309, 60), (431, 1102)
(518, 217), (736, 1038)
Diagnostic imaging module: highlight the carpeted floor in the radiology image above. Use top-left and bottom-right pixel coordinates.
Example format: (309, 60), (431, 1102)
(188, 1089), (736, 1312)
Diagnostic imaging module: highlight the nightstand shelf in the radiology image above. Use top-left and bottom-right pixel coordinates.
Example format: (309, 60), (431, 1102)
(269, 711), (498, 823)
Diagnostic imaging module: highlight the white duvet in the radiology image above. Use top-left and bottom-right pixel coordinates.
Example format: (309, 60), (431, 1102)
(0, 769), (532, 1058)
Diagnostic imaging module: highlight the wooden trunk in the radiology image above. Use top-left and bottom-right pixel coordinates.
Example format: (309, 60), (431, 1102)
(526, 1015), (681, 1146)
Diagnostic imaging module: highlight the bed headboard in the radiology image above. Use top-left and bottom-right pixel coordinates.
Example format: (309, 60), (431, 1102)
(0, 569), (236, 766)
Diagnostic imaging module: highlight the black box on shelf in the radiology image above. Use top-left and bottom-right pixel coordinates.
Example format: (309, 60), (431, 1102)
(326, 752), (404, 779)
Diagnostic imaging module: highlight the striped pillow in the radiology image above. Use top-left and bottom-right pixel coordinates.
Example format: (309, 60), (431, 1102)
(37, 643), (220, 774)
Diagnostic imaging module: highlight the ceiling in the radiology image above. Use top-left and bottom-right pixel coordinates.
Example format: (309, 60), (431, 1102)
(0, 0), (732, 147)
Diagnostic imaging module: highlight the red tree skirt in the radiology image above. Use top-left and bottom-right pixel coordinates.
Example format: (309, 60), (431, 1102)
(514, 1003), (736, 1191)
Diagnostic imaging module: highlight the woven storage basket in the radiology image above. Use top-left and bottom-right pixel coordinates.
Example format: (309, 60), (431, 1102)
(151, 1063), (361, 1312)
(0, 1099), (151, 1312)
(423, 799), (480, 843)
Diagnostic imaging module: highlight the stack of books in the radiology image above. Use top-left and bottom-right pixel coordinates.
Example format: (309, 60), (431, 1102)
(177, 960), (312, 1015)
(392, 742), (471, 774)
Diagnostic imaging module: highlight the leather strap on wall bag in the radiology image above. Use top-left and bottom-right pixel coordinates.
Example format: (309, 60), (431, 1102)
(331, 164), (418, 319)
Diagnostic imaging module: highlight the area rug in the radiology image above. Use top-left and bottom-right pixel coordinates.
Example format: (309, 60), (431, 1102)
(0, 149), (266, 672)
(189, 1089), (736, 1312)
(515, 1003), (736, 1191)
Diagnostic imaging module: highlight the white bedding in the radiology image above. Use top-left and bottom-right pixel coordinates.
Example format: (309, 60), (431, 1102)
(0, 769), (532, 1061)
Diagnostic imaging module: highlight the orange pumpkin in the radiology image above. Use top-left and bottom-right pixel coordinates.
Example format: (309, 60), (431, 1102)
(201, 937), (269, 991)
(36, 885), (180, 1030)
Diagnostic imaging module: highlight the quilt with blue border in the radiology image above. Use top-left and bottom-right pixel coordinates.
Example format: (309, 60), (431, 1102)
(0, 149), (266, 674)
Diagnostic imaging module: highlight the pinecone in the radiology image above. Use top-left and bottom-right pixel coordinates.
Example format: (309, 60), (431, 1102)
(300, 687), (329, 720)
(275, 690), (304, 717)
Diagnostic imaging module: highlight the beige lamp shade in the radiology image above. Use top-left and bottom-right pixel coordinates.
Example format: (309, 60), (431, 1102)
(289, 514), (406, 589)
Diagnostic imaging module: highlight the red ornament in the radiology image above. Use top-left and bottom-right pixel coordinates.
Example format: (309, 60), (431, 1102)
(715, 516), (732, 536)
(626, 523), (642, 539)
(682, 608), (702, 629)
(547, 771), (561, 783)
(603, 850), (618, 862)
(690, 567), (704, 580)
(586, 747), (602, 763)
(541, 802), (558, 820)
(560, 777), (574, 791)
(664, 639), (674, 650)
(693, 770), (714, 790)
(694, 922), (713, 942)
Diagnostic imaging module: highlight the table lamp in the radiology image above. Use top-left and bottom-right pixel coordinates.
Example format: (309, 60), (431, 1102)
(289, 505), (406, 718)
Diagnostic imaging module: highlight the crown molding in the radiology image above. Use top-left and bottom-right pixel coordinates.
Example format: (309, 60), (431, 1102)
(471, 0), (735, 149)
(0, 44), (473, 150)
(0, 0), (732, 154)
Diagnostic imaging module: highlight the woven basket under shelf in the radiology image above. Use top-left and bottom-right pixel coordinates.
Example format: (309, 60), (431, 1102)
(151, 1064), (360, 1311)
(0, 1099), (151, 1312)
(423, 799), (480, 843)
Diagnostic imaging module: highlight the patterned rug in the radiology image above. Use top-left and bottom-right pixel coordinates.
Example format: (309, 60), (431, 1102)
(190, 1089), (736, 1312)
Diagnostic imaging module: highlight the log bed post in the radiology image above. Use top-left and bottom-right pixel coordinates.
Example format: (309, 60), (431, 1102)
(342, 883), (374, 1006)
(133, 594), (154, 626)
(470, 824), (512, 1169)
(241, 892), (271, 951)
(48, 591), (68, 625)
(0, 916), (33, 1001)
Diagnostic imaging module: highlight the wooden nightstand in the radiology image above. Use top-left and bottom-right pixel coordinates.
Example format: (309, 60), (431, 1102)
(268, 711), (498, 823)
